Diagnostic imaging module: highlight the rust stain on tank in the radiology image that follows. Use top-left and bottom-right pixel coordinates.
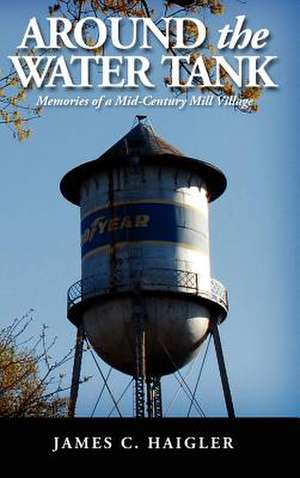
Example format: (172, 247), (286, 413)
(108, 168), (119, 290)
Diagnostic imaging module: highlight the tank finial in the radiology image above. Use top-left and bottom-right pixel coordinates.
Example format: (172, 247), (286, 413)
(136, 115), (147, 123)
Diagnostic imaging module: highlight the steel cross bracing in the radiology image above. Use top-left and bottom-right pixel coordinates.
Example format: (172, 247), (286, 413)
(146, 377), (163, 418)
(133, 292), (147, 418)
(153, 378), (163, 417)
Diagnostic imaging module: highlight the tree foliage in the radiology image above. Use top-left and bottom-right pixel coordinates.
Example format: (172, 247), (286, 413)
(0, 0), (262, 141)
(0, 67), (42, 141)
(0, 311), (73, 417)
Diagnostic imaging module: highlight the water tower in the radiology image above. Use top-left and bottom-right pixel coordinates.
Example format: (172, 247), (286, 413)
(60, 116), (234, 418)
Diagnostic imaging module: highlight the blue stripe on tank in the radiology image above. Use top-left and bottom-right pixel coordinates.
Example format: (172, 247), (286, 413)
(81, 203), (207, 258)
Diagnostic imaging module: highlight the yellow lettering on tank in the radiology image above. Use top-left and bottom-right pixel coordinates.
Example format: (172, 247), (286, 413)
(81, 228), (90, 245)
(82, 214), (151, 244)
(97, 217), (109, 234)
(88, 218), (100, 241)
(108, 217), (120, 231)
(134, 215), (150, 228)
(120, 216), (133, 229)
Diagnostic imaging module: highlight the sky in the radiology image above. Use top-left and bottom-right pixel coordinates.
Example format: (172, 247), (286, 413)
(0, 0), (299, 417)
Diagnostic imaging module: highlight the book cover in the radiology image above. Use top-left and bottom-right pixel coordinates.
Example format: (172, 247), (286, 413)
(0, 0), (298, 459)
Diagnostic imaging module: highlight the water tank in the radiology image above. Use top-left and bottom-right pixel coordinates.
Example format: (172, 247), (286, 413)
(60, 118), (228, 377)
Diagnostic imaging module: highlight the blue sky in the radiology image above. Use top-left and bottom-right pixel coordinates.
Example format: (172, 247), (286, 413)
(0, 0), (299, 417)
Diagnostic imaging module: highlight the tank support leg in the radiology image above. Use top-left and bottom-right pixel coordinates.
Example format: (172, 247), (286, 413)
(152, 377), (163, 418)
(145, 377), (163, 418)
(132, 292), (164, 419)
(134, 315), (146, 418)
(212, 323), (235, 418)
(68, 323), (84, 417)
(146, 378), (154, 418)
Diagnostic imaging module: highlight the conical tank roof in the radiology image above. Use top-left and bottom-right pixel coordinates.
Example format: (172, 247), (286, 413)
(60, 117), (227, 205)
(98, 120), (183, 160)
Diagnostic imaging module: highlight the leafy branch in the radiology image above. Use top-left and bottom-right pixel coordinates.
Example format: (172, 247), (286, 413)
(0, 311), (90, 417)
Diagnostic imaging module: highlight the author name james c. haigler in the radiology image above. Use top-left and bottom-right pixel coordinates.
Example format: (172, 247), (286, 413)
(51, 435), (234, 452)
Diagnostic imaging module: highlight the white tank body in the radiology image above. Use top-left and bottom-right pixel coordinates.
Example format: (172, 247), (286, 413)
(83, 296), (210, 376)
(61, 121), (228, 377)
